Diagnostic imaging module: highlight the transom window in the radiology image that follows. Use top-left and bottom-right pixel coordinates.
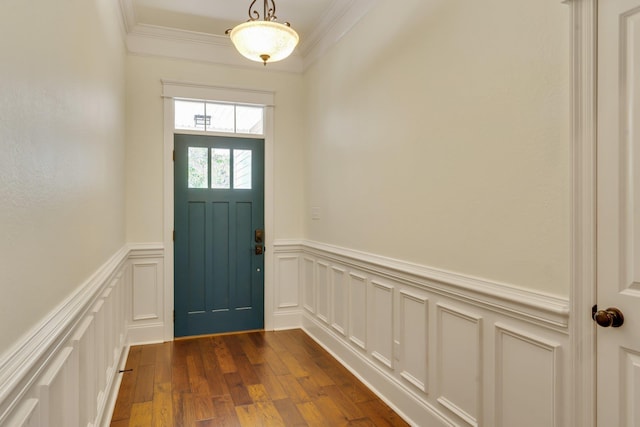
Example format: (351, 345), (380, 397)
(175, 99), (264, 135)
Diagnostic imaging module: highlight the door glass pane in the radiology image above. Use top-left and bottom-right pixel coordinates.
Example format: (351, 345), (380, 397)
(234, 150), (252, 189)
(176, 100), (206, 131)
(188, 147), (208, 188)
(206, 103), (234, 133)
(236, 106), (264, 134)
(211, 148), (231, 189)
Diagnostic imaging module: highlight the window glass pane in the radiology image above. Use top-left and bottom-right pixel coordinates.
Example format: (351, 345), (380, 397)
(236, 106), (264, 134)
(211, 149), (231, 189)
(188, 147), (208, 188)
(233, 150), (252, 189)
(206, 103), (234, 133)
(176, 100), (206, 131)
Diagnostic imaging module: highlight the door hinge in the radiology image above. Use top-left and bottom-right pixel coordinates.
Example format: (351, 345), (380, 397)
(173, 310), (175, 323)
(173, 230), (175, 242)
(172, 150), (175, 161)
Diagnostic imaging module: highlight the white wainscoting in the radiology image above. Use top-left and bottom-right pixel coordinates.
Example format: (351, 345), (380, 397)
(0, 244), (165, 427)
(273, 240), (571, 427)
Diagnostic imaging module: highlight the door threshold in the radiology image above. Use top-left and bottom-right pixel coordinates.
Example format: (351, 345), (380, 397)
(174, 328), (265, 341)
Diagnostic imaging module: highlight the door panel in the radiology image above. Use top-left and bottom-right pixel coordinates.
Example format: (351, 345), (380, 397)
(174, 134), (264, 337)
(597, 0), (640, 424)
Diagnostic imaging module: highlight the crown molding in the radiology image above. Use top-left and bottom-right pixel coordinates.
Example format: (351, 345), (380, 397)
(117, 0), (377, 73)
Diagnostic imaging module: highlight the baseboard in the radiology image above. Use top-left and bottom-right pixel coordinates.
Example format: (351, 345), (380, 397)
(271, 310), (303, 330)
(127, 323), (165, 345)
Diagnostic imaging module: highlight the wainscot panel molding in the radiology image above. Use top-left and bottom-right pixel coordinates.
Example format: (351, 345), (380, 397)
(0, 243), (165, 427)
(273, 239), (571, 426)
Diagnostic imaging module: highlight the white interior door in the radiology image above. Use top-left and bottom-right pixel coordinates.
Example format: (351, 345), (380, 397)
(597, 0), (640, 425)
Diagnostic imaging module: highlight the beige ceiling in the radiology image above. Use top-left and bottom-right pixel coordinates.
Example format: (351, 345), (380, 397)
(131, 0), (336, 41)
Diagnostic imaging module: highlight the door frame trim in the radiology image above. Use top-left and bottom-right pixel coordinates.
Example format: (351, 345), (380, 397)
(161, 81), (276, 341)
(566, 0), (597, 426)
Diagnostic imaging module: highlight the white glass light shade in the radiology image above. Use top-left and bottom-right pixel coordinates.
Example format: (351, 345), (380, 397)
(229, 21), (299, 64)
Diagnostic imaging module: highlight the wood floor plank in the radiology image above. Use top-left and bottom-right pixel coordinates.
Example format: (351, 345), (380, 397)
(247, 383), (270, 403)
(186, 352), (206, 379)
(109, 419), (129, 427)
(193, 395), (216, 421)
(224, 372), (254, 406)
(276, 374), (311, 404)
(323, 384), (365, 421)
(236, 332), (265, 364)
(262, 346), (290, 376)
(357, 399), (410, 427)
(198, 339), (230, 397)
(129, 401), (153, 427)
(252, 364), (288, 401)
(155, 344), (172, 384)
(261, 331), (289, 353)
(297, 375), (325, 400)
(297, 401), (329, 427)
(140, 344), (159, 366)
(126, 346), (143, 370)
(273, 398), (308, 426)
(213, 336), (238, 374)
(279, 351), (309, 378)
(297, 356), (335, 387)
(222, 334), (246, 356)
(235, 404), (261, 427)
(234, 354), (260, 386)
(172, 392), (185, 427)
(255, 401), (287, 426)
(151, 382), (173, 427)
(315, 395), (351, 426)
(110, 370), (138, 421)
(172, 363), (190, 394)
(133, 364), (156, 403)
(211, 394), (237, 420)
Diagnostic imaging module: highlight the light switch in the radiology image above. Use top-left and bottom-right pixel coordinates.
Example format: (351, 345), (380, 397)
(311, 207), (321, 220)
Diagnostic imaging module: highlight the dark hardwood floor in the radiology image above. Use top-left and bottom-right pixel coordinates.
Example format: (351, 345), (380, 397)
(109, 329), (409, 426)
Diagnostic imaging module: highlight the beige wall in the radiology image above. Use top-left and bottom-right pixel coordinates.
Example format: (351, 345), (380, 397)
(0, 0), (126, 353)
(303, 0), (570, 296)
(125, 56), (305, 243)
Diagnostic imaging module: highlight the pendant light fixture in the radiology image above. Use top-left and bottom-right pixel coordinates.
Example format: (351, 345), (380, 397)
(226, 0), (299, 66)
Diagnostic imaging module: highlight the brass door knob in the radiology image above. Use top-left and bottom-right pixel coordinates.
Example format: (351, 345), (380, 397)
(593, 307), (624, 328)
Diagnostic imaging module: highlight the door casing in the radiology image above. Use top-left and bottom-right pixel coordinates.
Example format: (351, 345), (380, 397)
(567, 1), (597, 426)
(162, 82), (276, 342)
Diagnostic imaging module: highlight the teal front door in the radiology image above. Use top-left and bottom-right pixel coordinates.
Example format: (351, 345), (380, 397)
(174, 134), (264, 337)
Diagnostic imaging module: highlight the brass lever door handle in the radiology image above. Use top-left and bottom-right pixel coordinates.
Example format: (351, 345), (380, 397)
(593, 307), (624, 328)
